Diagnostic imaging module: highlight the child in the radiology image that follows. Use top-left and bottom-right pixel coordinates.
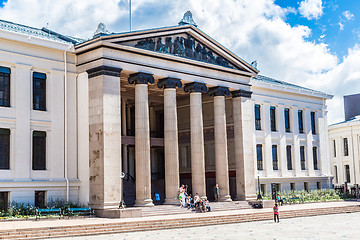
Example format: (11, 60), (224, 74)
(273, 203), (279, 223)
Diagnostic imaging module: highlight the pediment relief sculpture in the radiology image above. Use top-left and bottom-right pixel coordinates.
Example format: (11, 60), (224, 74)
(132, 34), (236, 69)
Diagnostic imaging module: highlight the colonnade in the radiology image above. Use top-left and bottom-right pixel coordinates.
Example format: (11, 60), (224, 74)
(87, 65), (256, 210)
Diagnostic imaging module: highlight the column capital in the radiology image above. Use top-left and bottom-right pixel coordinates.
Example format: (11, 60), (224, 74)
(128, 72), (155, 85)
(184, 82), (207, 93)
(157, 77), (182, 89)
(231, 89), (252, 98)
(208, 86), (230, 97)
(86, 65), (122, 78)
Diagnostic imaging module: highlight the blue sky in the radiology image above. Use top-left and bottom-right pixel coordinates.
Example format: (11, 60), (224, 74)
(276, 0), (359, 59)
(0, 0), (359, 124)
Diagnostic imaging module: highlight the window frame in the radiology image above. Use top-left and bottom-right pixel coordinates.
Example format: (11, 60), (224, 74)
(344, 138), (349, 156)
(254, 104), (261, 130)
(0, 66), (11, 108)
(284, 108), (290, 133)
(298, 110), (304, 134)
(333, 139), (336, 157)
(286, 145), (293, 170)
(300, 146), (306, 170)
(0, 128), (10, 170)
(345, 165), (351, 183)
(272, 145), (278, 170)
(270, 106), (276, 132)
(310, 111), (316, 135)
(313, 146), (319, 170)
(33, 72), (46, 111)
(32, 131), (47, 171)
(256, 144), (263, 171)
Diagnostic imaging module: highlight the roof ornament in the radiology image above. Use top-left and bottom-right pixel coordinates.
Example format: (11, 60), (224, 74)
(93, 23), (110, 38)
(178, 11), (197, 27)
(251, 60), (258, 69)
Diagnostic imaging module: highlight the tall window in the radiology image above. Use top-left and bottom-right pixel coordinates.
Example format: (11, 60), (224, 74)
(32, 131), (46, 170)
(311, 111), (316, 134)
(298, 110), (304, 133)
(304, 182), (309, 192)
(335, 166), (338, 183)
(35, 191), (46, 208)
(272, 145), (278, 170)
(255, 104), (261, 130)
(284, 108), (290, 132)
(345, 165), (351, 183)
(286, 145), (292, 170)
(0, 128), (10, 170)
(270, 106), (276, 131)
(256, 144), (263, 171)
(317, 182), (321, 190)
(33, 72), (46, 111)
(313, 147), (318, 170)
(290, 183), (295, 191)
(0, 192), (9, 210)
(333, 140), (336, 157)
(0, 67), (10, 107)
(300, 146), (306, 170)
(344, 138), (349, 156)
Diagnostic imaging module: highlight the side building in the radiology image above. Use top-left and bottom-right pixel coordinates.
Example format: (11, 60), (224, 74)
(329, 94), (360, 188)
(251, 76), (333, 194)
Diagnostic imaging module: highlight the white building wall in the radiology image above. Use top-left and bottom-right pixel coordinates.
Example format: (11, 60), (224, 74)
(251, 82), (333, 193)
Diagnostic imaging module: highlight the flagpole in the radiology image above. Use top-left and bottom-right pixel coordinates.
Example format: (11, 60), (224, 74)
(129, 0), (132, 31)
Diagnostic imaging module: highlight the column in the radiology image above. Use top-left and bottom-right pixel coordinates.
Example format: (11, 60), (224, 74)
(232, 90), (257, 200)
(208, 86), (232, 201)
(292, 106), (301, 176)
(128, 72), (154, 207)
(86, 66), (122, 210)
(263, 103), (273, 177)
(14, 64), (32, 181)
(184, 82), (207, 199)
(305, 109), (315, 176)
(122, 99), (128, 174)
(158, 78), (182, 204)
(278, 105), (287, 177)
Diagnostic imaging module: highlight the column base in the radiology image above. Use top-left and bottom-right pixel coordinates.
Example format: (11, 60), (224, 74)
(164, 198), (180, 205)
(219, 195), (232, 202)
(134, 199), (154, 207)
(235, 194), (257, 201)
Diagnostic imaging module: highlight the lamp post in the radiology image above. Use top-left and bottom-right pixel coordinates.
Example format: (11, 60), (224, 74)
(257, 173), (262, 200)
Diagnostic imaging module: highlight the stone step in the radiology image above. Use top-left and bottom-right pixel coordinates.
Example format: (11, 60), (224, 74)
(1, 205), (360, 240)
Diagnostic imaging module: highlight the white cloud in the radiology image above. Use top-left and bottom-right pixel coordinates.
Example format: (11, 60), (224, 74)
(339, 22), (344, 31)
(0, 0), (357, 124)
(298, 0), (324, 20)
(343, 10), (354, 21)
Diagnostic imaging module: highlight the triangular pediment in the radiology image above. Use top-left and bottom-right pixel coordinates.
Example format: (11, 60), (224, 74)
(103, 25), (258, 75)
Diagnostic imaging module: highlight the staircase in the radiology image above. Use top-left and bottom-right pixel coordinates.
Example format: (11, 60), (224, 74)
(1, 203), (359, 239)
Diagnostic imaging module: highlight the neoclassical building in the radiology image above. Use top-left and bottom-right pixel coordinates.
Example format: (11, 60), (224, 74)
(0, 13), (333, 214)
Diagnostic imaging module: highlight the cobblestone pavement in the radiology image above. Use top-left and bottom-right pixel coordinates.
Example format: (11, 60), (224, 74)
(57, 212), (360, 240)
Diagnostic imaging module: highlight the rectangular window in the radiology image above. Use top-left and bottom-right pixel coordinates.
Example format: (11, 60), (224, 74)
(333, 140), (336, 157)
(0, 192), (9, 210)
(272, 145), (278, 170)
(0, 66), (10, 107)
(0, 128), (10, 170)
(311, 111), (316, 134)
(317, 182), (321, 190)
(286, 145), (293, 170)
(32, 131), (46, 170)
(298, 110), (304, 134)
(313, 147), (318, 170)
(255, 104), (261, 130)
(335, 166), (338, 183)
(35, 191), (46, 208)
(345, 165), (351, 183)
(344, 138), (349, 156)
(304, 182), (309, 192)
(290, 183), (296, 191)
(33, 72), (46, 111)
(284, 108), (290, 132)
(270, 106), (276, 131)
(300, 146), (306, 170)
(256, 144), (263, 171)
(260, 184), (266, 195)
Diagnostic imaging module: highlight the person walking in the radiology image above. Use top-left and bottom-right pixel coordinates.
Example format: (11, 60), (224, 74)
(213, 184), (219, 202)
(273, 203), (279, 223)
